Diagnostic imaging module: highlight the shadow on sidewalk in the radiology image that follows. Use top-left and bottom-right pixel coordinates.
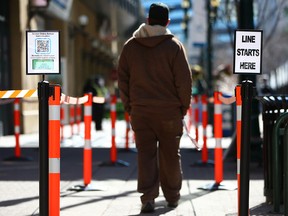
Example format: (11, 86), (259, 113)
(0, 195), (38, 207)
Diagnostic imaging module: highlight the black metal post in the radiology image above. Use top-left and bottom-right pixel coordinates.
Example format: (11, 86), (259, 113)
(239, 80), (254, 216)
(206, 0), (213, 95)
(38, 80), (50, 216)
(238, 0), (261, 165)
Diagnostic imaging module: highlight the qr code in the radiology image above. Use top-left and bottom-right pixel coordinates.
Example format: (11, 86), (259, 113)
(36, 39), (50, 53)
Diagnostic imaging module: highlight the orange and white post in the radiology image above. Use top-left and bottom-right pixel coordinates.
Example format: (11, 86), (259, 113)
(201, 94), (208, 163)
(69, 104), (75, 137)
(235, 85), (242, 213)
(14, 98), (21, 158)
(98, 95), (129, 167)
(214, 91), (223, 185)
(124, 112), (130, 150)
(76, 103), (81, 135)
(48, 85), (61, 216)
(83, 93), (92, 186)
(194, 95), (199, 142)
(60, 104), (64, 141)
(187, 99), (193, 131)
(110, 95), (117, 163)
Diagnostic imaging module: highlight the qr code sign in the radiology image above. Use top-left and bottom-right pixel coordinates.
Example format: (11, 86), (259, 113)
(35, 38), (50, 54)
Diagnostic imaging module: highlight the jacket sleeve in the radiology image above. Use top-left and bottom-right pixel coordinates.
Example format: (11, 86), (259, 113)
(173, 44), (192, 116)
(117, 47), (131, 114)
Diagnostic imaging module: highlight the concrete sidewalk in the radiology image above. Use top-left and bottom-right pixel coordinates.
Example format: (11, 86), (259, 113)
(0, 120), (281, 216)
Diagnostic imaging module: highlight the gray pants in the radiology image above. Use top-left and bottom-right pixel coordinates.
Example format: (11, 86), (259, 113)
(130, 114), (183, 204)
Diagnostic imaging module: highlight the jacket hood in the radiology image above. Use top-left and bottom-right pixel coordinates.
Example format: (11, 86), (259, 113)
(132, 23), (173, 47)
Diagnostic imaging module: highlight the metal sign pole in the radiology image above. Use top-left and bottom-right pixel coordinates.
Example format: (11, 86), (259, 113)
(27, 30), (60, 216)
(233, 27), (263, 215)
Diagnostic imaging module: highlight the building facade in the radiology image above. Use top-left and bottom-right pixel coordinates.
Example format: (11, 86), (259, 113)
(1, 0), (143, 134)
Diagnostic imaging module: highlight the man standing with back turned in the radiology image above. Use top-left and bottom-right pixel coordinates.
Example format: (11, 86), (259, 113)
(118, 2), (192, 213)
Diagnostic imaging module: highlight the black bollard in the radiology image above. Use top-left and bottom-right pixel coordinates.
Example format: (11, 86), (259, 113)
(239, 80), (254, 216)
(38, 80), (50, 216)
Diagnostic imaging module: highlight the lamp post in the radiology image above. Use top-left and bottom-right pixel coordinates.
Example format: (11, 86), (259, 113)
(206, 0), (219, 96)
(78, 14), (89, 30)
(181, 0), (191, 40)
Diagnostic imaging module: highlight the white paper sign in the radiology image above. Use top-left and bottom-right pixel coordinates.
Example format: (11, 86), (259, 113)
(26, 31), (60, 75)
(233, 30), (263, 74)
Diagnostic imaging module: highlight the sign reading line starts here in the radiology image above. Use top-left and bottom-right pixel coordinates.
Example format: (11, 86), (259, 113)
(233, 30), (263, 75)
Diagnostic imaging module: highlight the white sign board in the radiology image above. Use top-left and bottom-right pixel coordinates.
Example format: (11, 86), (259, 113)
(233, 30), (263, 74)
(26, 31), (60, 75)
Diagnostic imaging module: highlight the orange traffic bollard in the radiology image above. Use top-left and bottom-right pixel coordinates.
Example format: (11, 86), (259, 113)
(235, 85), (242, 214)
(193, 94), (213, 166)
(5, 98), (31, 161)
(60, 104), (64, 141)
(124, 112), (130, 150)
(214, 91), (223, 186)
(48, 85), (61, 216)
(83, 93), (92, 186)
(76, 103), (81, 135)
(14, 98), (21, 158)
(68, 93), (101, 191)
(187, 99), (193, 132)
(199, 91), (236, 191)
(69, 104), (75, 137)
(100, 94), (129, 167)
(194, 95), (199, 143)
(201, 95), (209, 163)
(110, 95), (117, 163)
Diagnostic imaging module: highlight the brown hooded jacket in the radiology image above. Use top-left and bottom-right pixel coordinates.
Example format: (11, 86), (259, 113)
(118, 24), (192, 119)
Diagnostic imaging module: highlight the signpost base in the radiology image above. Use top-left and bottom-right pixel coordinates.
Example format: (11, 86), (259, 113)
(198, 182), (237, 191)
(68, 183), (104, 192)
